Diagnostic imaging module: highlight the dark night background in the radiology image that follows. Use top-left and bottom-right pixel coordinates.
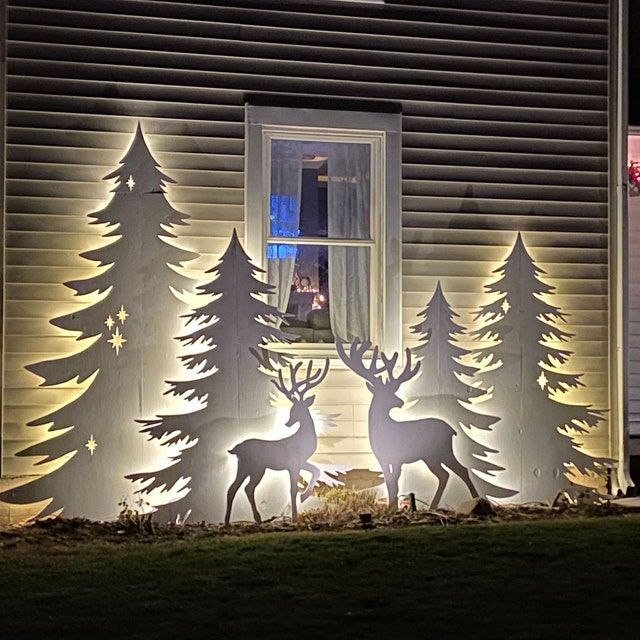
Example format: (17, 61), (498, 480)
(630, 5), (640, 124)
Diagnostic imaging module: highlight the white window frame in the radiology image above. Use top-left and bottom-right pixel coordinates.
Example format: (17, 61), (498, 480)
(245, 104), (401, 356)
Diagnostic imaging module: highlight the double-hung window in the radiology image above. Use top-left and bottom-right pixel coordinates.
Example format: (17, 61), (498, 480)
(246, 105), (401, 354)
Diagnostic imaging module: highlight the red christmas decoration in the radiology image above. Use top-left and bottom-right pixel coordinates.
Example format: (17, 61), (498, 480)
(629, 159), (640, 196)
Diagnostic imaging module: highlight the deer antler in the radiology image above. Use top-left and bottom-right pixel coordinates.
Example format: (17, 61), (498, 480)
(295, 358), (330, 398)
(272, 362), (300, 402)
(335, 338), (387, 385)
(380, 352), (399, 372)
(386, 348), (421, 390)
(337, 339), (420, 390)
(272, 359), (330, 401)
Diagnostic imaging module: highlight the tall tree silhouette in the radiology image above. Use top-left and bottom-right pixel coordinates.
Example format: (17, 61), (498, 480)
(0, 123), (196, 519)
(471, 234), (604, 502)
(406, 282), (515, 500)
(128, 230), (291, 523)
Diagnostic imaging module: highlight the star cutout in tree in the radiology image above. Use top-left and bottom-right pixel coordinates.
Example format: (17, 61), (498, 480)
(105, 315), (115, 330)
(501, 298), (511, 314)
(85, 435), (98, 456)
(108, 327), (127, 355)
(537, 370), (548, 390)
(126, 175), (136, 191)
(116, 305), (129, 324)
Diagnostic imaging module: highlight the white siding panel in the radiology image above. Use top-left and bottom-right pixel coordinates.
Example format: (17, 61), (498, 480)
(1, 0), (611, 479)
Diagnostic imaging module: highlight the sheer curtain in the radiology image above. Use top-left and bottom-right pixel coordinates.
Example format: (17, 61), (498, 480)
(268, 140), (303, 313)
(328, 144), (371, 341)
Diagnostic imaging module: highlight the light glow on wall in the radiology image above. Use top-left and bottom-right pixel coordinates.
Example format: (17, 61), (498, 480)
(1, 122), (613, 524)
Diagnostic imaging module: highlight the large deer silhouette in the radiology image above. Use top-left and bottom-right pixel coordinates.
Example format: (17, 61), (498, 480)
(336, 339), (479, 509)
(225, 359), (330, 524)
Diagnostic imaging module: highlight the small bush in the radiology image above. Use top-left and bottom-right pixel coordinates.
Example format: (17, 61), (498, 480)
(117, 496), (154, 533)
(299, 486), (389, 527)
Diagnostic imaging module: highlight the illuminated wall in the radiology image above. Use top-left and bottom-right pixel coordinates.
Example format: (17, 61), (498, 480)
(0, 0), (616, 523)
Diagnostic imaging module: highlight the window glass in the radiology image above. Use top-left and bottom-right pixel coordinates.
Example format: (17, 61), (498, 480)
(269, 139), (371, 240)
(266, 137), (373, 343)
(267, 243), (370, 343)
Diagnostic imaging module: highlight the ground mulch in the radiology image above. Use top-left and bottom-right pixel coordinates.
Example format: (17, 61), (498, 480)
(1, 496), (637, 549)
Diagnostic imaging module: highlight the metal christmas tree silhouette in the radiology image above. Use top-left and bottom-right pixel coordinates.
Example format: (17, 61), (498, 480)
(407, 282), (516, 501)
(0, 123), (197, 520)
(128, 230), (292, 523)
(471, 233), (604, 501)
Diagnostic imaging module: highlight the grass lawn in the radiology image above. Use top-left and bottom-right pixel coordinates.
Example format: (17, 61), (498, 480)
(1, 516), (638, 639)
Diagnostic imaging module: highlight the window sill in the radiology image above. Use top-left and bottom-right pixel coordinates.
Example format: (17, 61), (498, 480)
(264, 340), (363, 367)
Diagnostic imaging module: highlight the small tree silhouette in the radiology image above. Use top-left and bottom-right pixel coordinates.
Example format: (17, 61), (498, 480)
(471, 233), (604, 502)
(0, 124), (196, 519)
(128, 230), (291, 523)
(406, 282), (515, 500)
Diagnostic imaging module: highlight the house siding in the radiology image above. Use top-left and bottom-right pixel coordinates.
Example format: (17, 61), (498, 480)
(1, 0), (613, 502)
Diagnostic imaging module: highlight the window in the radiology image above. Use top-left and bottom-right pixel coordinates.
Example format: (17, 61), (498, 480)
(246, 105), (401, 354)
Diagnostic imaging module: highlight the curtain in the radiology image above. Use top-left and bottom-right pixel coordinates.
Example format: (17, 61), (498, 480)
(328, 144), (371, 341)
(267, 140), (303, 313)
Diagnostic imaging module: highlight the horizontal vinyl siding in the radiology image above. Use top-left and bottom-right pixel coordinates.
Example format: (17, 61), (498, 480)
(2, 0), (611, 480)
(627, 136), (640, 435)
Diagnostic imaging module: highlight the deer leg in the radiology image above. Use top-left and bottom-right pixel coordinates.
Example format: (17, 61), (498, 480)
(445, 457), (479, 500)
(383, 462), (400, 509)
(299, 462), (321, 503)
(224, 470), (248, 525)
(428, 463), (450, 510)
(244, 470), (265, 524)
(288, 470), (300, 522)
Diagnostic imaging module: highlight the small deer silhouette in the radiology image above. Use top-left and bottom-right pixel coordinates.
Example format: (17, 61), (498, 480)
(336, 338), (479, 509)
(225, 359), (330, 524)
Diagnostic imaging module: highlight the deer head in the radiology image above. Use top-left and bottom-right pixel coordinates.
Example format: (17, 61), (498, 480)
(336, 338), (420, 411)
(272, 359), (330, 427)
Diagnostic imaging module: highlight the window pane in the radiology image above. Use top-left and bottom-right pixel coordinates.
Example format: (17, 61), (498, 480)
(267, 243), (370, 343)
(270, 139), (371, 240)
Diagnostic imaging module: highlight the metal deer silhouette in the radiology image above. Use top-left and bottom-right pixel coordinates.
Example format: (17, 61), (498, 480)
(225, 359), (330, 524)
(336, 338), (479, 509)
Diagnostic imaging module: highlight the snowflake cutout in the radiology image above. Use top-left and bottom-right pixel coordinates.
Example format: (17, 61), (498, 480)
(126, 175), (136, 191)
(501, 299), (511, 314)
(105, 315), (115, 330)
